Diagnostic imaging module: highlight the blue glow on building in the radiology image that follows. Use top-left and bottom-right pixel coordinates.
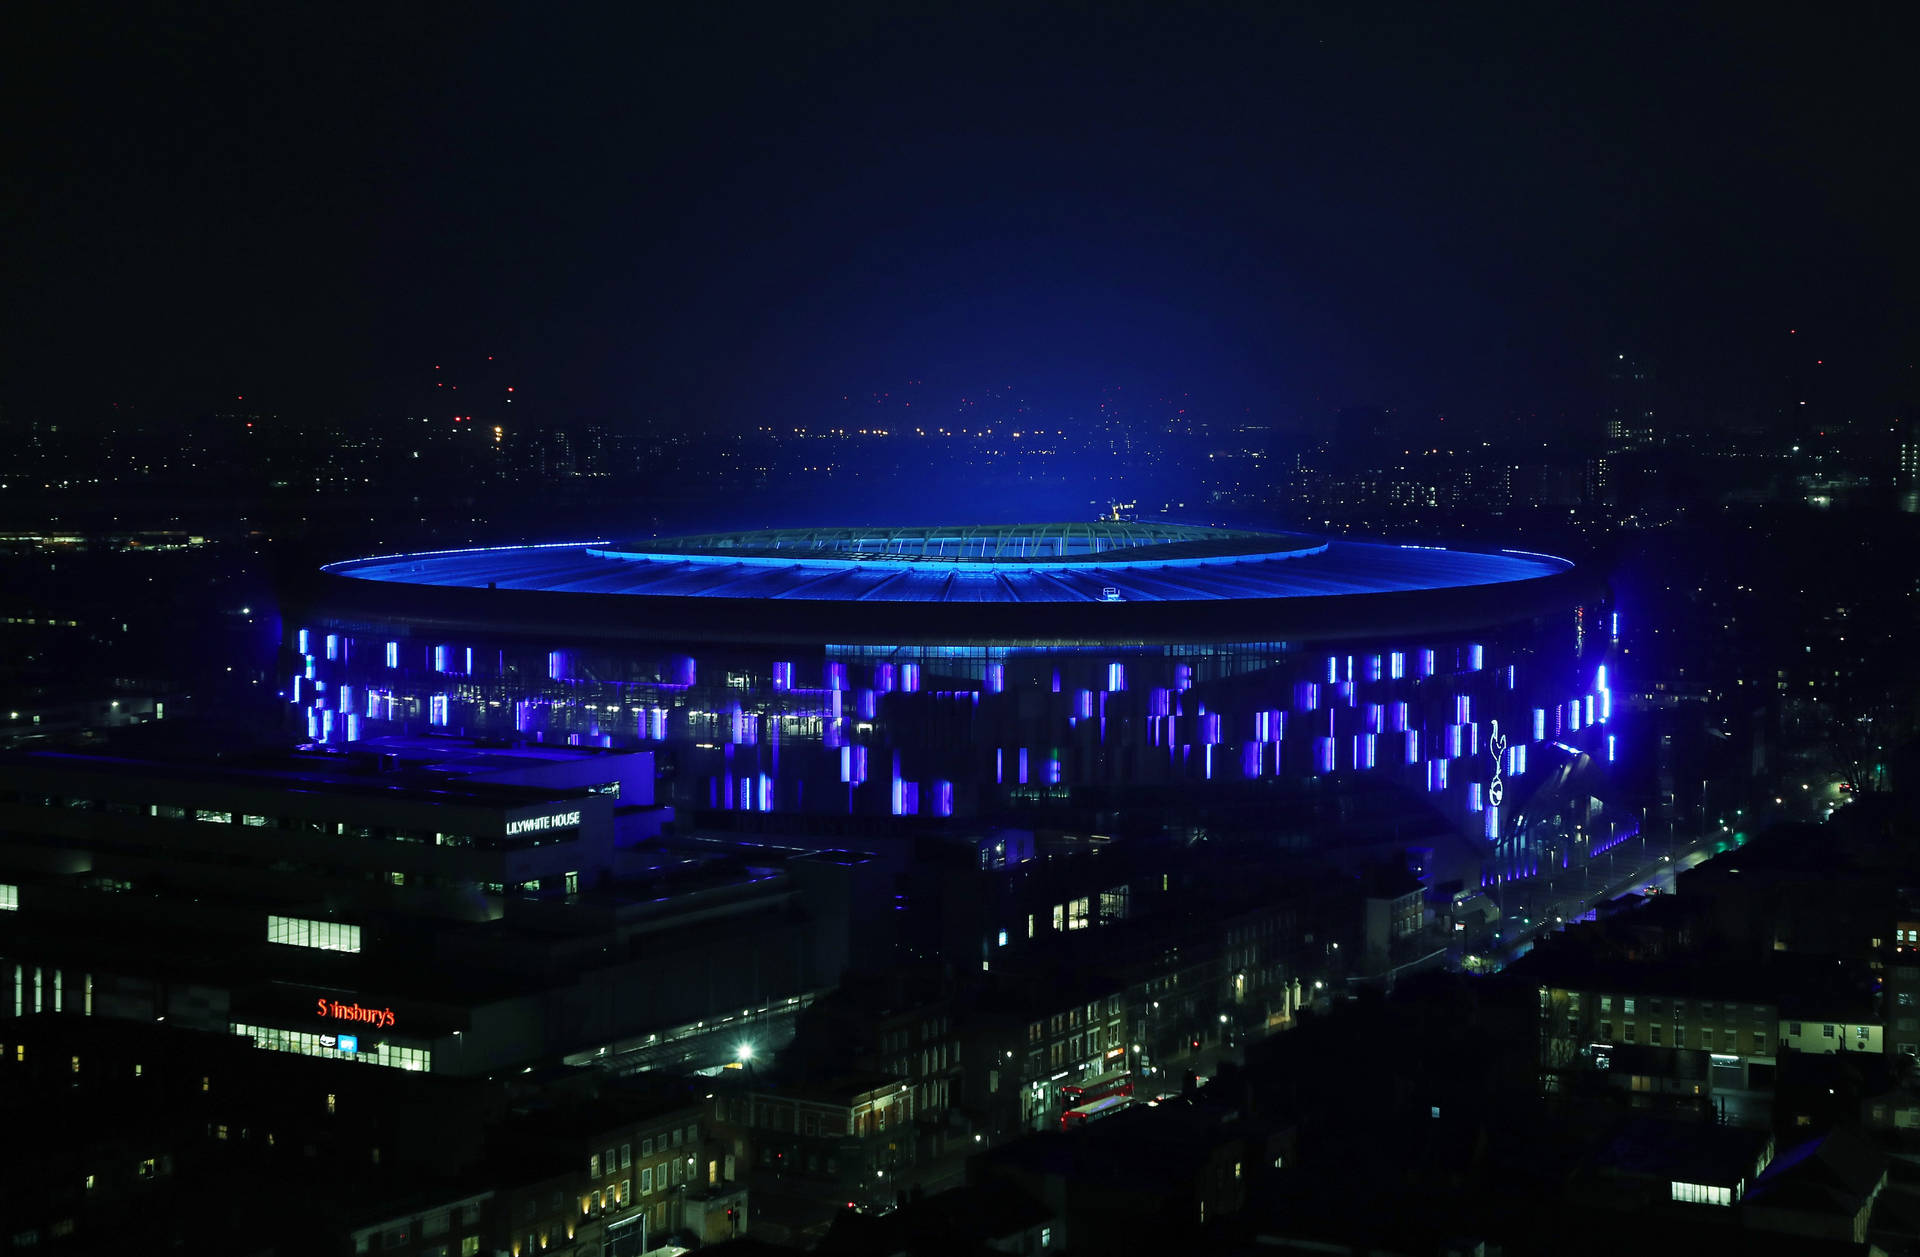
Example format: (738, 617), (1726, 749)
(327, 529), (1571, 604)
(295, 522), (1609, 886)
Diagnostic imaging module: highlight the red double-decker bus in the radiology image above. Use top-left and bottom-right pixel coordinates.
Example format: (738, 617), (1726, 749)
(1060, 1091), (1132, 1132)
(1059, 1073), (1133, 1107)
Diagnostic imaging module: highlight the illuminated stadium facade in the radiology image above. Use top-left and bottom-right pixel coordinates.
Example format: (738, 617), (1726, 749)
(287, 523), (1622, 890)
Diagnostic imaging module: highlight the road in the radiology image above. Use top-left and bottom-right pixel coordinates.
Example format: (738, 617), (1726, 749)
(1466, 833), (1716, 970)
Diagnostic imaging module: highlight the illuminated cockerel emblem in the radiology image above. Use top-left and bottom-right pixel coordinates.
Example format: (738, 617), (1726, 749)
(1487, 719), (1507, 808)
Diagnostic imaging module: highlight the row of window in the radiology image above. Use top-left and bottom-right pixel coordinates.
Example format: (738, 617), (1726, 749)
(10, 965), (91, 1016)
(589, 1125), (697, 1178)
(1785, 1022), (1873, 1042)
(231, 1023), (430, 1072)
(581, 1156), (693, 1209)
(4, 793), (561, 852)
(1598, 1022), (1768, 1052)
(266, 915), (362, 953)
(1597, 994), (1770, 1019)
(1670, 1180), (1734, 1206)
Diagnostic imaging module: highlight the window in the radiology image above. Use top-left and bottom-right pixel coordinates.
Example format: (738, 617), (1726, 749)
(1599, 1021), (1611, 1040)
(642, 1137), (652, 1157)
(462, 1242), (480, 1257)
(1650, 1025), (1662, 1046)
(1789, 1022), (1802, 1036)
(423, 1214), (449, 1238)
(621, 1144), (631, 1169)
(1859, 1026), (1872, 1041)
(0, 884), (16, 911)
(642, 1168), (652, 1194)
(1753, 1031), (1766, 1052)
(1622, 998), (1636, 1015)
(590, 1154), (601, 1178)
(1599, 995), (1612, 1013)
(620, 1179), (629, 1204)
(1701, 1029), (1714, 1050)
(266, 915), (361, 953)
(1624, 1024), (1636, 1043)
(1041, 1226), (1052, 1248)
(1823, 1024), (1836, 1039)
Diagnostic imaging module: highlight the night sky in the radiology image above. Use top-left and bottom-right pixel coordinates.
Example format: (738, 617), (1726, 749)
(6, 2), (1914, 429)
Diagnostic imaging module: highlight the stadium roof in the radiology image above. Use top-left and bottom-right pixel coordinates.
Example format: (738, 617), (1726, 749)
(322, 523), (1569, 605)
(300, 523), (1596, 646)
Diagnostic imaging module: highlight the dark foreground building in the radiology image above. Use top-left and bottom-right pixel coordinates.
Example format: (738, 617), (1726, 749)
(288, 522), (1620, 890)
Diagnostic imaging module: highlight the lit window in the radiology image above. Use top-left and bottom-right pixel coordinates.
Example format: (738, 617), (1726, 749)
(266, 916), (362, 953)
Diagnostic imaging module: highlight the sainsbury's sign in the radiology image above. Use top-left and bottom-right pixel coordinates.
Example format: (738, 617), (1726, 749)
(505, 809), (582, 836)
(317, 998), (396, 1029)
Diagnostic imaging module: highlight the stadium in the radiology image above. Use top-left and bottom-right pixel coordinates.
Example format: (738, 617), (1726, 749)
(285, 522), (1622, 890)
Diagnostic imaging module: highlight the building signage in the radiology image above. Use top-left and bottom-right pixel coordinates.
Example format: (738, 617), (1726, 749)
(1487, 720), (1507, 808)
(338, 1035), (359, 1054)
(505, 809), (582, 836)
(317, 998), (396, 1029)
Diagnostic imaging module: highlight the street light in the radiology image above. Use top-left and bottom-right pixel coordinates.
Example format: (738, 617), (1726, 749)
(737, 1043), (755, 1063)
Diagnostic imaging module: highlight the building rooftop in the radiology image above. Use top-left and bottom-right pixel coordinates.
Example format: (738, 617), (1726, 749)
(1594, 1116), (1771, 1188)
(321, 526), (1570, 606)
